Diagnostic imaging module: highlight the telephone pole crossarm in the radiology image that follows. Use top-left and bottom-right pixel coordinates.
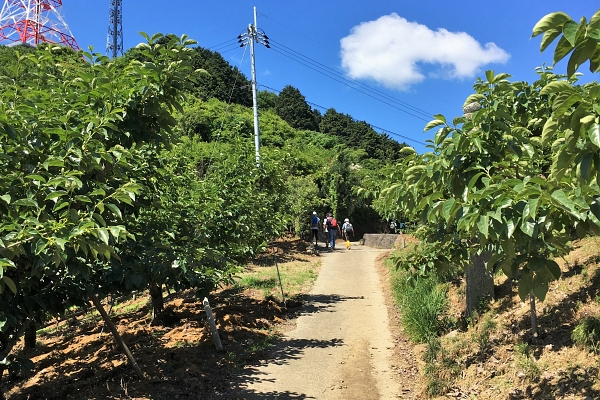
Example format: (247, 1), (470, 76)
(237, 8), (270, 165)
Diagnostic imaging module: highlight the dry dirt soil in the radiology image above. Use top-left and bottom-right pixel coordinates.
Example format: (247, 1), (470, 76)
(1, 238), (417, 400)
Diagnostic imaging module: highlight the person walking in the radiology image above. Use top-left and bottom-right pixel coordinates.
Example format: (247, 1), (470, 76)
(325, 212), (339, 250)
(310, 211), (320, 246)
(342, 218), (354, 248)
(322, 214), (329, 249)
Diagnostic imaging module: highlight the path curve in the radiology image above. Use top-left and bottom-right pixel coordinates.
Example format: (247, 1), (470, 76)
(235, 243), (401, 399)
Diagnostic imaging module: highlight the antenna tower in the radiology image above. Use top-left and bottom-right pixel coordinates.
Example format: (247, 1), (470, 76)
(0, 0), (79, 50)
(106, 0), (122, 58)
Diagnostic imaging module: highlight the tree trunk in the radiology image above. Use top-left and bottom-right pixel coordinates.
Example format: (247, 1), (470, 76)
(466, 252), (494, 317)
(24, 320), (36, 350)
(530, 294), (538, 337)
(149, 282), (165, 326)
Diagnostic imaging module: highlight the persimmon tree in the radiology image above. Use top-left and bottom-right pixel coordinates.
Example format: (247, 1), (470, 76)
(0, 33), (200, 375)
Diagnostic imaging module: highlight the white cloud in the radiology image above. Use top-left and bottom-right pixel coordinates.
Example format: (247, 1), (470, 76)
(340, 13), (510, 90)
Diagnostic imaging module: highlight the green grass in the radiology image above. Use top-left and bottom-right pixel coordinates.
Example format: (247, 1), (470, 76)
(235, 261), (320, 299)
(392, 273), (449, 343)
(572, 316), (600, 353)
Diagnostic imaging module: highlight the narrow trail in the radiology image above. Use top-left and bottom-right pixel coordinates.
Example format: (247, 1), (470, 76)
(235, 243), (404, 399)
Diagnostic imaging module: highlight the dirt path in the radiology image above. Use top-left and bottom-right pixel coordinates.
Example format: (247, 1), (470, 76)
(235, 243), (406, 399)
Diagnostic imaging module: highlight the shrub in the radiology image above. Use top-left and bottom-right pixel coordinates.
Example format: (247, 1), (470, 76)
(572, 316), (600, 353)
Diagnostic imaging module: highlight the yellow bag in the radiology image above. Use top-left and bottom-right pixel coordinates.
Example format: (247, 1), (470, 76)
(346, 240), (351, 250)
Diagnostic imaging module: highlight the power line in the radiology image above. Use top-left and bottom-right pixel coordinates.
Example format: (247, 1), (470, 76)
(269, 39), (432, 119)
(257, 84), (427, 147)
(258, 12), (443, 108)
(267, 45), (431, 123)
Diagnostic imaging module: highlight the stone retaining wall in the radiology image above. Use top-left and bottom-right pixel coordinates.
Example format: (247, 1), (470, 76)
(362, 233), (402, 249)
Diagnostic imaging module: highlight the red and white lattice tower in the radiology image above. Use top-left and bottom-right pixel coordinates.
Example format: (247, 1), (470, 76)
(0, 0), (79, 50)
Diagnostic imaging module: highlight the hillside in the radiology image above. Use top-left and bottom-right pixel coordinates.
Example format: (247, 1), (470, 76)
(392, 235), (600, 399)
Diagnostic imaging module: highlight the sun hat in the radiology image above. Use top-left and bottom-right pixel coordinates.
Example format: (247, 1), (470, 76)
(344, 218), (349, 222)
(313, 211), (317, 215)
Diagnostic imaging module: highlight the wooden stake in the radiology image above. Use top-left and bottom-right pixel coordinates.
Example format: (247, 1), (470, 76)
(203, 297), (223, 351)
(89, 292), (145, 380)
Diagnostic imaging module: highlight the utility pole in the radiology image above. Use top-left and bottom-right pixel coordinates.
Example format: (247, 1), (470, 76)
(238, 7), (270, 165)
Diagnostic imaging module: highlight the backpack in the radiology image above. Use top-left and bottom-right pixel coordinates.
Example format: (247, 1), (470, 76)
(328, 217), (338, 228)
(345, 223), (353, 232)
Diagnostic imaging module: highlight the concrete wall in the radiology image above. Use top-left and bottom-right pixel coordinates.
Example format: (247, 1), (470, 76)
(362, 234), (402, 249)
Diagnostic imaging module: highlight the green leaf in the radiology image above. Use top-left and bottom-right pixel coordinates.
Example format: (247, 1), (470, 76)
(546, 259), (562, 279)
(13, 198), (38, 208)
(3, 276), (17, 294)
(518, 272), (533, 301)
(579, 152), (593, 181)
(463, 94), (485, 108)
(539, 80), (574, 95)
(551, 189), (577, 213)
(432, 114), (446, 123)
(532, 12), (572, 37)
(562, 20), (579, 46)
(45, 191), (67, 201)
(487, 253), (503, 271)
(97, 228), (109, 245)
(590, 46), (600, 73)
(553, 93), (583, 117)
(521, 218), (536, 237)
(567, 38), (598, 77)
(589, 123), (600, 148)
(442, 198), (456, 220)
(527, 257), (546, 271)
(477, 215), (489, 238)
(590, 9), (600, 30)
(542, 118), (558, 145)
(540, 28), (562, 52)
(532, 271), (550, 301)
(424, 119), (445, 132)
(506, 218), (516, 238)
(25, 174), (46, 182)
(0, 195), (10, 204)
(553, 35), (574, 65)
(105, 203), (122, 219)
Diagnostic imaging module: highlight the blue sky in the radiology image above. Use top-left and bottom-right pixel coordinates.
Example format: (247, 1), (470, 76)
(36, 2), (600, 152)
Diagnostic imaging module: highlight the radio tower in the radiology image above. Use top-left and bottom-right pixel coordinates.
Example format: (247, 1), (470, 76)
(106, 0), (122, 58)
(0, 0), (79, 50)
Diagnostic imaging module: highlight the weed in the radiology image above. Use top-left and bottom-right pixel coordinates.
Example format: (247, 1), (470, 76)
(250, 334), (277, 352)
(473, 315), (497, 355)
(514, 342), (540, 380)
(572, 316), (600, 353)
(423, 339), (463, 396)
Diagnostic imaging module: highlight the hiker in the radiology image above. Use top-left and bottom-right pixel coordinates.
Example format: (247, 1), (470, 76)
(322, 214), (329, 249)
(390, 220), (397, 234)
(311, 211), (320, 246)
(342, 218), (354, 242)
(325, 212), (339, 250)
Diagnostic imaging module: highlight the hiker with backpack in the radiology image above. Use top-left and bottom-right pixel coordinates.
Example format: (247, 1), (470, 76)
(325, 212), (339, 250)
(342, 218), (354, 242)
(310, 211), (320, 246)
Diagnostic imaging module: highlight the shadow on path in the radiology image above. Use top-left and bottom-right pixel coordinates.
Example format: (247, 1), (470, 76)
(231, 292), (362, 398)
